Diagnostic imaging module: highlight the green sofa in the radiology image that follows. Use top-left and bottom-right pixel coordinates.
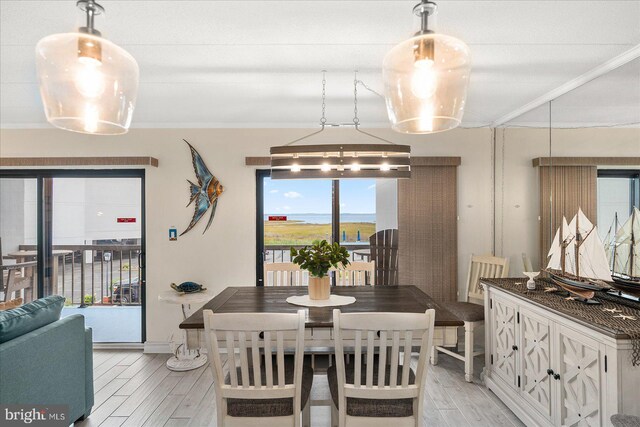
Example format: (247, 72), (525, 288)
(0, 296), (94, 424)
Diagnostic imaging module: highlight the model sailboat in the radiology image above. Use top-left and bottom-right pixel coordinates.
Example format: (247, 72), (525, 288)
(545, 208), (612, 301)
(609, 207), (640, 297)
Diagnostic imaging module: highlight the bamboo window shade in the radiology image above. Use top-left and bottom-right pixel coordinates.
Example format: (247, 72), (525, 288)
(398, 164), (458, 302)
(538, 165), (597, 265)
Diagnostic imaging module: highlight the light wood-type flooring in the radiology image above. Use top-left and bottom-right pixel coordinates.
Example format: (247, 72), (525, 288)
(78, 350), (525, 427)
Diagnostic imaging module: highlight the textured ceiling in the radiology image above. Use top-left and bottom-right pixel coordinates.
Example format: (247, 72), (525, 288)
(1, 0), (639, 129)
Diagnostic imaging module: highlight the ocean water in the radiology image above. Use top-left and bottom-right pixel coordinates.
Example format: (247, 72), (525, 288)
(264, 213), (375, 224)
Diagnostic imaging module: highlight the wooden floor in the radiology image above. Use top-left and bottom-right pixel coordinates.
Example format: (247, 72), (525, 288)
(79, 350), (525, 427)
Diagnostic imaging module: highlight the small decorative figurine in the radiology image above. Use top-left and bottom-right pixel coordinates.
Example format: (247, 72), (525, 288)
(171, 282), (207, 294)
(523, 271), (540, 290)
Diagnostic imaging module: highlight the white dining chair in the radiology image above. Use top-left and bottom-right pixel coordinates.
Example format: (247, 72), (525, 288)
(433, 254), (509, 382)
(203, 309), (313, 427)
(328, 309), (436, 427)
(264, 262), (307, 286)
(334, 261), (375, 286)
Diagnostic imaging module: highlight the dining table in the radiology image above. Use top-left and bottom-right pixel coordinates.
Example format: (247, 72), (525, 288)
(180, 285), (463, 351)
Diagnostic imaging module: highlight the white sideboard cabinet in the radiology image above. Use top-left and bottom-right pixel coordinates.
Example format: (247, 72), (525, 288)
(482, 281), (640, 427)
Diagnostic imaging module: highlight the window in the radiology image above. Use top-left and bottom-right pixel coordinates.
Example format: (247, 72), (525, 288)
(256, 171), (397, 285)
(597, 169), (640, 241)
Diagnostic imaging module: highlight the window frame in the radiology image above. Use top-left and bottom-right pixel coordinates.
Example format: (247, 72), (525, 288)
(256, 170), (372, 286)
(597, 169), (640, 216)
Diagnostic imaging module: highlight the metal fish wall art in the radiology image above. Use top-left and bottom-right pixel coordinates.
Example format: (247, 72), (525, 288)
(180, 139), (224, 236)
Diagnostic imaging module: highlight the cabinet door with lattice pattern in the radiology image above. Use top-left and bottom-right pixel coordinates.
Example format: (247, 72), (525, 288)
(520, 308), (553, 422)
(491, 296), (518, 388)
(556, 325), (603, 426)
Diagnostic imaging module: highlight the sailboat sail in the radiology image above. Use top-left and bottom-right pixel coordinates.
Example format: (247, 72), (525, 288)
(547, 216), (570, 271)
(614, 207), (640, 278)
(603, 214), (618, 268)
(579, 229), (613, 282)
(547, 209), (612, 281)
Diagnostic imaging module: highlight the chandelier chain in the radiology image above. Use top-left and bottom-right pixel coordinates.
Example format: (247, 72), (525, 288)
(320, 70), (327, 125)
(353, 71), (360, 127)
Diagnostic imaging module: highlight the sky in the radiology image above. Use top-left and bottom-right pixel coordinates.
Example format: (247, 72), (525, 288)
(263, 178), (376, 214)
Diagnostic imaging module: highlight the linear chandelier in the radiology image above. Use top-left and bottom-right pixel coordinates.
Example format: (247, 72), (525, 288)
(270, 72), (411, 180)
(35, 0), (139, 135)
(383, 0), (471, 134)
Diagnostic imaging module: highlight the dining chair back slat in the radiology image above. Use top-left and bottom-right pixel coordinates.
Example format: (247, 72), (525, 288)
(377, 331), (388, 387)
(264, 263), (306, 287)
(264, 331), (274, 388)
(277, 331), (286, 387)
(334, 261), (375, 286)
(238, 331), (250, 388)
(203, 310), (306, 426)
(389, 331), (400, 387)
(354, 330), (362, 388)
(366, 330), (375, 387)
(332, 309), (435, 426)
(251, 331), (262, 386)
(466, 254), (510, 304)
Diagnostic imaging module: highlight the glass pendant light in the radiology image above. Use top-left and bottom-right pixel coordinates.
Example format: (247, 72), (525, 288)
(383, 1), (471, 134)
(35, 0), (139, 135)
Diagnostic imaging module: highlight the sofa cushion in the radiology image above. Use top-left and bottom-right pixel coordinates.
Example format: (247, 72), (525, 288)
(0, 295), (65, 343)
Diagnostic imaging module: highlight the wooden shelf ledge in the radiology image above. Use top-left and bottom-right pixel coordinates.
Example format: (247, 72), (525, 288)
(0, 157), (159, 167)
(533, 157), (640, 167)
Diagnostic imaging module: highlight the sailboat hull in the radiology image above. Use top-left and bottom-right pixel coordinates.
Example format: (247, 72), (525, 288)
(546, 270), (610, 292)
(611, 274), (640, 297)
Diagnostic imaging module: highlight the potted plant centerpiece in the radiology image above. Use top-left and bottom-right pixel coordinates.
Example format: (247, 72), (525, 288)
(291, 240), (350, 300)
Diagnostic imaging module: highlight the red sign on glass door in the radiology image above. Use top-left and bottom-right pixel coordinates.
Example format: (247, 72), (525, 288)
(117, 217), (136, 223)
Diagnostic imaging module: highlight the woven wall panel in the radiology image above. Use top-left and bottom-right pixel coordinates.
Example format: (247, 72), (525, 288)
(538, 165), (597, 264)
(398, 165), (458, 302)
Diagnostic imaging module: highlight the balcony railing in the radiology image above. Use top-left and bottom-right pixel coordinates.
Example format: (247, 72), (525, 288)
(264, 243), (370, 264)
(18, 244), (141, 306)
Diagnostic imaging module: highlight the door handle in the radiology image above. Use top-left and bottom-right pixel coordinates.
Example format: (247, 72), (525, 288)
(512, 345), (518, 351)
(547, 368), (554, 376)
(138, 252), (145, 269)
(553, 373), (561, 380)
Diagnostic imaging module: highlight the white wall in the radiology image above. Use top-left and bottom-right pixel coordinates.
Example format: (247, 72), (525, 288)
(375, 179), (398, 231)
(0, 126), (637, 348)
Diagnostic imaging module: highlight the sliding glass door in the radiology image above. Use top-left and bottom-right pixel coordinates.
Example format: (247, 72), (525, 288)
(0, 170), (145, 343)
(0, 178), (39, 305)
(256, 170), (395, 285)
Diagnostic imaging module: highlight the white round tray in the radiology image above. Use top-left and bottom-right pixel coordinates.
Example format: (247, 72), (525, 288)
(286, 294), (356, 307)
